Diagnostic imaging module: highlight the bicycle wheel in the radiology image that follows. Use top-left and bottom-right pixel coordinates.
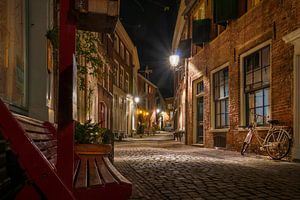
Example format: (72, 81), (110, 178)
(241, 142), (250, 155)
(266, 129), (291, 160)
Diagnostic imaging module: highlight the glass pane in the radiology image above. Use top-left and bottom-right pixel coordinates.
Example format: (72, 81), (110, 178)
(249, 108), (255, 124)
(255, 107), (264, 125)
(245, 57), (252, 72)
(253, 52), (260, 70)
(262, 66), (269, 84)
(264, 88), (270, 106)
(255, 90), (263, 107)
(262, 46), (270, 67)
(225, 99), (229, 114)
(216, 101), (220, 115)
(225, 113), (229, 126)
(216, 114), (220, 127)
(0, 0), (26, 107)
(220, 85), (224, 98)
(253, 69), (261, 84)
(248, 93), (255, 109)
(221, 114), (226, 127)
(219, 71), (224, 83)
(246, 73), (252, 87)
(221, 100), (226, 113)
(214, 84), (219, 99)
(264, 106), (270, 119)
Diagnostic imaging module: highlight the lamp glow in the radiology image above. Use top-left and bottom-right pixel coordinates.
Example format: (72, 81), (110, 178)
(156, 109), (160, 113)
(169, 54), (180, 67)
(134, 97), (140, 103)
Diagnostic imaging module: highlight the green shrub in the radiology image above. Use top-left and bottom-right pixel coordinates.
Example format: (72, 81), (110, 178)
(75, 120), (111, 144)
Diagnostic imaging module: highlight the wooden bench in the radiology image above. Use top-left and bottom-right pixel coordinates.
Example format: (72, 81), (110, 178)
(74, 144), (132, 199)
(0, 99), (132, 199)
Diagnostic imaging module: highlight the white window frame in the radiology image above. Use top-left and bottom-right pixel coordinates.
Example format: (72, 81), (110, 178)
(239, 40), (272, 127)
(210, 62), (230, 131)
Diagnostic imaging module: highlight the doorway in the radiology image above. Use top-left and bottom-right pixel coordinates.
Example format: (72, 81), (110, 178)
(193, 79), (204, 144)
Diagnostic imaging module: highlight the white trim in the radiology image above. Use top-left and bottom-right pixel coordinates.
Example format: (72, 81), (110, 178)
(210, 62), (229, 129)
(239, 40), (272, 126)
(192, 78), (204, 145)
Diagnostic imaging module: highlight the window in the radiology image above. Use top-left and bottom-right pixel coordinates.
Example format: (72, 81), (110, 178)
(114, 34), (119, 53)
(125, 72), (129, 93)
(244, 46), (270, 125)
(99, 102), (107, 128)
(120, 42), (124, 59)
(119, 66), (124, 89)
(213, 68), (229, 128)
(0, 0), (26, 107)
(125, 50), (130, 66)
(197, 81), (204, 94)
(113, 60), (119, 86)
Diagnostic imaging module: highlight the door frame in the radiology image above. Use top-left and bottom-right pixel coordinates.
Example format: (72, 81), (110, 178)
(193, 78), (205, 145)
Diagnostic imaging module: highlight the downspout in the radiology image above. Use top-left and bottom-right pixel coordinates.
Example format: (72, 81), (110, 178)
(185, 14), (191, 145)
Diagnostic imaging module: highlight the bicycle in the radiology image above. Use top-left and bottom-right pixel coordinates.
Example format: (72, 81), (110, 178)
(241, 114), (292, 160)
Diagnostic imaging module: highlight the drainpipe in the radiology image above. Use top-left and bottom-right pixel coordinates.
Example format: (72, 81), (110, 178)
(185, 14), (191, 145)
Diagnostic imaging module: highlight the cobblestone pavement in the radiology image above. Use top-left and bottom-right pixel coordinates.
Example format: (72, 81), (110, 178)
(114, 135), (300, 200)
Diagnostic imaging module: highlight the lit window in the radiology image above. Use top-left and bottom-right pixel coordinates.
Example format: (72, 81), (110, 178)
(213, 68), (229, 128)
(244, 46), (270, 125)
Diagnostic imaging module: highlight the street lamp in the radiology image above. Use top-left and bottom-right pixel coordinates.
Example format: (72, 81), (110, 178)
(156, 108), (161, 113)
(134, 96), (140, 103)
(169, 54), (180, 67)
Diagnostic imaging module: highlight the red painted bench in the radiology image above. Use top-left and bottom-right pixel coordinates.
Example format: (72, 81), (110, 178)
(0, 99), (132, 199)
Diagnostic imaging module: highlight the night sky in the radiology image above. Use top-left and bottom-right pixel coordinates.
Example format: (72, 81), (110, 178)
(120, 0), (180, 98)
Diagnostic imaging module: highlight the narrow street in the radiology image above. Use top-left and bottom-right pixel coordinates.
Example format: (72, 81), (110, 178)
(114, 132), (300, 200)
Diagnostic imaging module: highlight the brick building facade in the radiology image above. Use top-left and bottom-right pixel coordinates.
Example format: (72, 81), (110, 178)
(172, 0), (300, 160)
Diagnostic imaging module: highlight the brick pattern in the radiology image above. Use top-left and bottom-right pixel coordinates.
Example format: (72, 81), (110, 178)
(184, 0), (299, 151)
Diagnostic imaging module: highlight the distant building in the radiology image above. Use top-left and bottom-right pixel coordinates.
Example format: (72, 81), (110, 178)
(136, 74), (166, 134)
(112, 20), (140, 138)
(172, 0), (300, 160)
(164, 97), (175, 131)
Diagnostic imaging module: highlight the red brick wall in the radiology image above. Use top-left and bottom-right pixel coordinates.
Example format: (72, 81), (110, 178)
(186, 0), (299, 151)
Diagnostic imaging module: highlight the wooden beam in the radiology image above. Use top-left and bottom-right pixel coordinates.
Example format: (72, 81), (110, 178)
(57, 0), (76, 189)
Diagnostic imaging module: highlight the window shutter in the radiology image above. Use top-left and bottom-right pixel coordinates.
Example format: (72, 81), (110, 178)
(213, 0), (238, 25)
(192, 19), (211, 45)
(177, 39), (191, 58)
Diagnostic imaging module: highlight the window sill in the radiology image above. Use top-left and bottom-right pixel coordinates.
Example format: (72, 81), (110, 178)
(209, 128), (229, 133)
(238, 126), (269, 132)
(192, 144), (204, 147)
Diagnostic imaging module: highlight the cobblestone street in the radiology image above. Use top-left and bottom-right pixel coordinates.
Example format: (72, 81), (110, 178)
(114, 133), (300, 200)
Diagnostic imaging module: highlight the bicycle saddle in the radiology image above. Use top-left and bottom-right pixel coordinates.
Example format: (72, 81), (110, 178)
(267, 119), (279, 125)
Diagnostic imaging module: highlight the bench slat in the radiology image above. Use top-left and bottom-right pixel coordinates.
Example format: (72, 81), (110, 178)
(103, 157), (131, 185)
(26, 132), (53, 141)
(20, 123), (50, 135)
(95, 156), (116, 184)
(35, 140), (57, 150)
(88, 157), (102, 187)
(75, 157), (88, 188)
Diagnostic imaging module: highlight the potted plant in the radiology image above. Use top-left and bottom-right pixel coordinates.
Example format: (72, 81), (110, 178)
(75, 120), (114, 161)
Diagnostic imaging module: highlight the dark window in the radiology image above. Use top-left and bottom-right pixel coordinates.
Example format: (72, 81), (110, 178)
(213, 67), (229, 128)
(244, 46), (270, 125)
(197, 81), (204, 94)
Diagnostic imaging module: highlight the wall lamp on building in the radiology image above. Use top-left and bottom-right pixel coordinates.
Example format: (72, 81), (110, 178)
(169, 54), (180, 68)
(156, 108), (161, 113)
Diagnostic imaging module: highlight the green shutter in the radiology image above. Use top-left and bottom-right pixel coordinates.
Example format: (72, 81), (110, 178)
(214, 0), (238, 25)
(192, 19), (211, 45)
